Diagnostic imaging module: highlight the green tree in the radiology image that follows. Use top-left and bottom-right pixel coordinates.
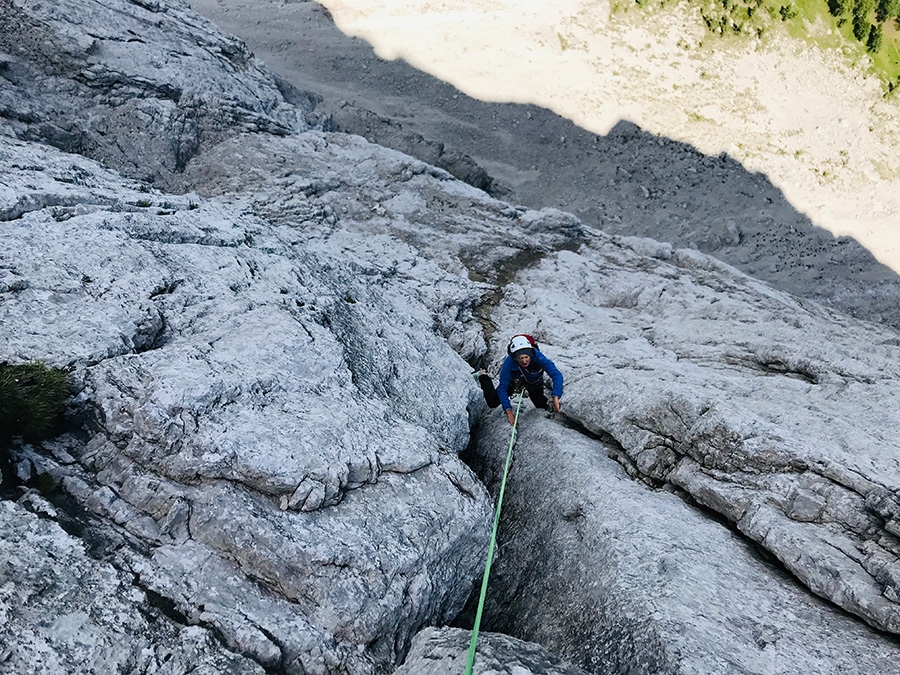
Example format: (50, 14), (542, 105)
(829, 0), (851, 16)
(853, 14), (868, 40)
(780, 3), (799, 19)
(867, 23), (884, 51)
(876, 0), (900, 22)
(853, 0), (876, 39)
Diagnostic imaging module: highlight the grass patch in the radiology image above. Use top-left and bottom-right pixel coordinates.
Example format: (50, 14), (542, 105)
(613, 0), (900, 89)
(0, 362), (70, 441)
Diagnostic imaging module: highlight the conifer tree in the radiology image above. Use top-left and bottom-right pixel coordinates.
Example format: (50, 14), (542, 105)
(829, 0), (852, 16)
(853, 0), (876, 40)
(876, 0), (900, 22)
(867, 23), (884, 51)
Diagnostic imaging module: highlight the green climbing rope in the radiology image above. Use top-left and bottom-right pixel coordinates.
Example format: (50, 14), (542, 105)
(464, 388), (526, 675)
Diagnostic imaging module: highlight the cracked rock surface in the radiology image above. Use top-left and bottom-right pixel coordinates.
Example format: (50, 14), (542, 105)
(3, 0), (900, 673)
(0, 0), (311, 186)
(0, 129), (502, 672)
(394, 626), (590, 675)
(478, 231), (900, 657)
(0, 498), (264, 674)
(469, 409), (900, 674)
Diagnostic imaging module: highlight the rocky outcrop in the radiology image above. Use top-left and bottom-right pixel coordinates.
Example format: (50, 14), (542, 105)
(474, 232), (900, 664)
(2, 0), (900, 673)
(325, 102), (500, 195)
(470, 408), (900, 673)
(394, 627), (589, 675)
(184, 0), (900, 330)
(0, 0), (313, 186)
(0, 130), (501, 672)
(0, 496), (264, 674)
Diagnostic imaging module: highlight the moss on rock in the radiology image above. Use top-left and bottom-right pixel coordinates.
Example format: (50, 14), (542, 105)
(0, 362), (70, 441)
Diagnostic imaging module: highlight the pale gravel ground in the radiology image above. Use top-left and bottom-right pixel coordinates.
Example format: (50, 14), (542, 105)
(320, 0), (900, 272)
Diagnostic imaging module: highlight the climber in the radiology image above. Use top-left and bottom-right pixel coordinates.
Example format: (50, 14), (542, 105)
(475, 334), (563, 425)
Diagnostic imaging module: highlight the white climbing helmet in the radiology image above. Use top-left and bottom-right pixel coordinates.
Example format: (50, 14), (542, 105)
(508, 334), (534, 358)
(509, 335), (532, 353)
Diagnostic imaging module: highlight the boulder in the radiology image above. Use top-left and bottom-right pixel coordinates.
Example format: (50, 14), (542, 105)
(394, 626), (589, 675)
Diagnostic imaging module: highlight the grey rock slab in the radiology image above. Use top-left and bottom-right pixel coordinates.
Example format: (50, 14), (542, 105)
(394, 626), (590, 675)
(118, 458), (489, 672)
(489, 234), (900, 635)
(0, 498), (264, 675)
(469, 411), (900, 674)
(0, 0), (312, 185)
(0, 131), (497, 670)
(48, 424), (491, 673)
(5, 0), (900, 670)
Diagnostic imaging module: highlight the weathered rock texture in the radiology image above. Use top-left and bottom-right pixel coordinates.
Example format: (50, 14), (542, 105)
(470, 232), (900, 669)
(0, 0), (312, 186)
(0, 498), (265, 674)
(0, 0), (497, 671)
(2, 0), (900, 674)
(0, 129), (500, 672)
(471, 409), (900, 674)
(393, 626), (589, 675)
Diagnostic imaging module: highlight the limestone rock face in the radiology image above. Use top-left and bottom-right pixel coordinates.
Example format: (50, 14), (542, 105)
(326, 102), (499, 195)
(472, 232), (900, 669)
(0, 131), (504, 672)
(471, 410), (900, 674)
(0, 498), (265, 675)
(394, 627), (589, 675)
(0, 0), (311, 187)
(2, 0), (900, 674)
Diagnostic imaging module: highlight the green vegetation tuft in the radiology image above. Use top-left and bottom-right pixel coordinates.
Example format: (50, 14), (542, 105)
(0, 362), (70, 440)
(613, 0), (900, 89)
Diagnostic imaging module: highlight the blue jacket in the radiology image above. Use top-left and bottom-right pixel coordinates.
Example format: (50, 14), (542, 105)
(497, 350), (563, 410)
